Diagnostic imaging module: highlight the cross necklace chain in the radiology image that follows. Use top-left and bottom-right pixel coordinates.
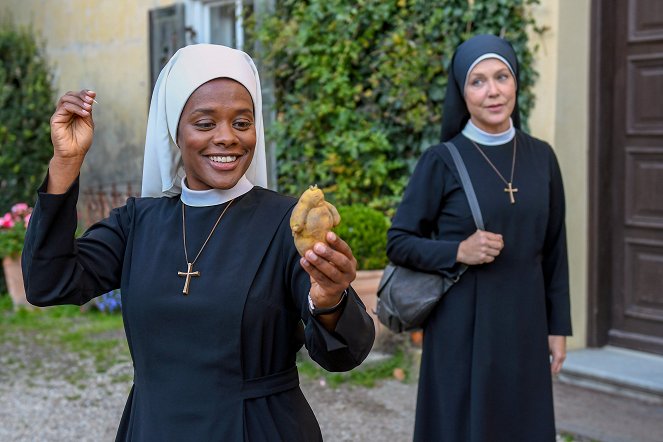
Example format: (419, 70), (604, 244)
(178, 199), (235, 295)
(470, 136), (518, 204)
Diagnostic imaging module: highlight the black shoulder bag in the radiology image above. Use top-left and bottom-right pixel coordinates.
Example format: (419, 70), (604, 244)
(376, 141), (485, 333)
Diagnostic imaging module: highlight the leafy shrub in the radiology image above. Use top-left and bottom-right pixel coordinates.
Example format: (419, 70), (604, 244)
(0, 17), (56, 214)
(335, 205), (390, 270)
(253, 0), (543, 212)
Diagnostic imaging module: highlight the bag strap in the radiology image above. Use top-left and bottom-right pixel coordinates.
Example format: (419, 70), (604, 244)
(444, 141), (485, 230)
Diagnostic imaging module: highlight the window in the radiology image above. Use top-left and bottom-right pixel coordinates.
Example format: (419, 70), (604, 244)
(186, 0), (254, 51)
(148, 4), (186, 91)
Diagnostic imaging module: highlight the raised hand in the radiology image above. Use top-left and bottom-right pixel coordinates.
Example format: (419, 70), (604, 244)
(47, 89), (97, 194)
(50, 89), (96, 160)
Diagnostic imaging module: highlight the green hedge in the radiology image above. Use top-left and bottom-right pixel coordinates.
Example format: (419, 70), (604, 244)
(254, 0), (543, 213)
(0, 17), (55, 213)
(334, 205), (390, 270)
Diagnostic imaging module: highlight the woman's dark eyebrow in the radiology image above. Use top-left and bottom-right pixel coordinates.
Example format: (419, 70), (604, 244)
(190, 107), (254, 116)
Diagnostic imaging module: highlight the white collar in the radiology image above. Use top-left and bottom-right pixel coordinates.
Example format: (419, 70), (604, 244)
(462, 118), (515, 146)
(180, 175), (254, 207)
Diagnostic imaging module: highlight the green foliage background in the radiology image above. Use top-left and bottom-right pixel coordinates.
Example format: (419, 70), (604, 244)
(334, 205), (390, 270)
(254, 0), (544, 213)
(0, 222), (27, 258)
(0, 17), (56, 214)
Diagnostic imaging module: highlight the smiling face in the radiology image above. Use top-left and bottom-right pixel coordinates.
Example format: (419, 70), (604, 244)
(463, 58), (516, 134)
(177, 78), (256, 190)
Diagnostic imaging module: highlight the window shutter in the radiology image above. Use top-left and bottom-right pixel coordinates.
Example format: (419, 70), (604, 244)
(148, 4), (186, 93)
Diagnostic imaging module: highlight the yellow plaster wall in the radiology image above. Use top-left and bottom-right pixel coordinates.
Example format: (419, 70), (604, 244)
(528, 1), (560, 145)
(530, 0), (591, 349)
(3, 0), (174, 186)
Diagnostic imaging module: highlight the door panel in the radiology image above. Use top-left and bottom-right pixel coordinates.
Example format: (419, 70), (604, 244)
(628, 0), (663, 42)
(605, 0), (663, 354)
(626, 54), (663, 135)
(625, 148), (663, 228)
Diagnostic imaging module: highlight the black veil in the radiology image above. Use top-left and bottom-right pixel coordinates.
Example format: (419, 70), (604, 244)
(440, 34), (521, 142)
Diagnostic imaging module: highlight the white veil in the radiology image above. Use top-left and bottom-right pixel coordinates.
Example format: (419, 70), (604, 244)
(141, 44), (268, 197)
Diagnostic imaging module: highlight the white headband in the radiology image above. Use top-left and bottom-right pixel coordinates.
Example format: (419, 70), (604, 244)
(463, 53), (517, 91)
(141, 44), (268, 197)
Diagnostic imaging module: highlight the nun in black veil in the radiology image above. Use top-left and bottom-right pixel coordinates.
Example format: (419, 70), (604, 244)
(387, 34), (572, 441)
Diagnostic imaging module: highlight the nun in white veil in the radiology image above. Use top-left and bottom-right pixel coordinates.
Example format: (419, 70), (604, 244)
(140, 43), (268, 197)
(23, 44), (375, 441)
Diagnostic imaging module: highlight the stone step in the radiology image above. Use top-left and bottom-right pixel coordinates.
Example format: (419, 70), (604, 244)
(559, 346), (663, 405)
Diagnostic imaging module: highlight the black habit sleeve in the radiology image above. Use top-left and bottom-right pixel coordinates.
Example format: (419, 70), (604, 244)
(22, 174), (127, 307)
(386, 147), (461, 274)
(542, 146), (573, 336)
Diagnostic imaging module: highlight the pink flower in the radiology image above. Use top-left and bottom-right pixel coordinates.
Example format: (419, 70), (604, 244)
(23, 213), (31, 228)
(11, 203), (29, 216)
(1, 213), (15, 229)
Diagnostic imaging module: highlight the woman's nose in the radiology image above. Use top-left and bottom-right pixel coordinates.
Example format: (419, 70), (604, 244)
(212, 122), (238, 146)
(487, 80), (499, 96)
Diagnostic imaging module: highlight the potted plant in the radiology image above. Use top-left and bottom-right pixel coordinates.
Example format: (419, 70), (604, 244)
(335, 205), (390, 337)
(0, 203), (32, 308)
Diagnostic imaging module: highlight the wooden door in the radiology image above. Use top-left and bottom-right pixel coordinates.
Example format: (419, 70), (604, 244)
(590, 0), (663, 354)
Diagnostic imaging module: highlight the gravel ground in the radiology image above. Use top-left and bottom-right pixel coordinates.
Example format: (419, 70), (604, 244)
(4, 334), (653, 442)
(0, 332), (132, 441)
(303, 377), (417, 441)
(0, 362), (416, 441)
(0, 363), (130, 441)
(0, 335), (418, 442)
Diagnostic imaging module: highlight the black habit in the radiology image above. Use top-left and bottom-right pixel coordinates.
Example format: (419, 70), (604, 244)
(387, 131), (572, 441)
(22, 177), (375, 441)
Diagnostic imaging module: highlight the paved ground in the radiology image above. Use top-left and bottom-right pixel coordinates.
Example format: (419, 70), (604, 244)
(553, 381), (663, 442)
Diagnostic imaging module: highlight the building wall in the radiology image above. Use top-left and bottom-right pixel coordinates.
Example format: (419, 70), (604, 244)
(529, 0), (591, 349)
(4, 0), (173, 189)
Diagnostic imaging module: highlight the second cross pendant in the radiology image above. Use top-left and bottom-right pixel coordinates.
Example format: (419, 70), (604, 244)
(178, 262), (200, 295)
(504, 182), (518, 204)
